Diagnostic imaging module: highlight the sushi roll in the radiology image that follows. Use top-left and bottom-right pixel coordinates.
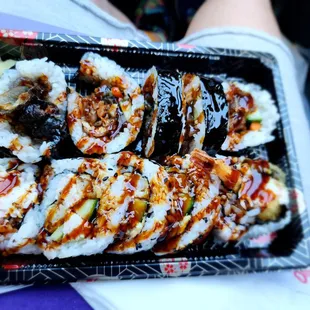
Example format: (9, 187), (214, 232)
(107, 152), (170, 254)
(200, 77), (228, 152)
(178, 74), (206, 155)
(0, 158), (41, 254)
(141, 66), (159, 158)
(152, 70), (183, 158)
(221, 82), (279, 151)
(199, 154), (290, 242)
(153, 150), (221, 255)
(67, 52), (144, 155)
(37, 157), (123, 259)
(0, 58), (67, 163)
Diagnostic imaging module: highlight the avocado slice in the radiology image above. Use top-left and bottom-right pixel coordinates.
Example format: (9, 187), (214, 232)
(246, 110), (262, 123)
(258, 199), (282, 222)
(181, 194), (195, 215)
(133, 198), (148, 222)
(76, 199), (98, 220)
(50, 225), (64, 242)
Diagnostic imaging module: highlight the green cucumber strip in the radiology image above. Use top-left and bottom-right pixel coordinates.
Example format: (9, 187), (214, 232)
(76, 199), (98, 220)
(246, 110), (262, 123)
(50, 225), (63, 242)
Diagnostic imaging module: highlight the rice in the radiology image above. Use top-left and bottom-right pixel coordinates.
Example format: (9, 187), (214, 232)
(37, 157), (129, 259)
(80, 52), (139, 96)
(214, 157), (290, 242)
(221, 81), (280, 151)
(107, 154), (170, 254)
(68, 52), (144, 155)
(179, 74), (206, 154)
(0, 69), (20, 94)
(0, 120), (52, 163)
(0, 158), (41, 254)
(142, 66), (159, 158)
(0, 58), (67, 162)
(154, 174), (221, 255)
(16, 57), (67, 110)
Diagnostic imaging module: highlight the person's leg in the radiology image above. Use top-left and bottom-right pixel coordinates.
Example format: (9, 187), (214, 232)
(186, 0), (281, 38)
(91, 0), (134, 25)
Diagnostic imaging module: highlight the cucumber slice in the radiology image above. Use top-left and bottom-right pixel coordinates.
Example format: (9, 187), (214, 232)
(182, 194), (195, 215)
(50, 225), (63, 242)
(133, 198), (148, 222)
(76, 199), (98, 220)
(246, 110), (262, 123)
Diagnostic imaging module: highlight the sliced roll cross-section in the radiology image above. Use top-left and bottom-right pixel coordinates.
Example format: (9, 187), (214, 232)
(221, 81), (279, 151)
(37, 157), (120, 259)
(107, 151), (170, 254)
(140, 66), (159, 158)
(194, 152), (290, 242)
(67, 52), (144, 155)
(153, 151), (221, 255)
(0, 158), (40, 254)
(178, 73), (206, 155)
(0, 58), (67, 163)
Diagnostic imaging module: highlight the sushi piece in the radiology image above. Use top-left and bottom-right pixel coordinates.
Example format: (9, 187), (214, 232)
(221, 82), (279, 151)
(193, 151), (290, 242)
(152, 70), (183, 158)
(141, 66), (159, 157)
(107, 152), (170, 254)
(178, 74), (206, 155)
(153, 151), (221, 255)
(37, 157), (124, 259)
(200, 77), (228, 152)
(67, 52), (144, 155)
(0, 58), (67, 163)
(0, 158), (41, 254)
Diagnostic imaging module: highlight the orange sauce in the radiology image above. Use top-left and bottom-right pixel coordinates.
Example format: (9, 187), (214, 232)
(225, 169), (241, 191)
(85, 141), (106, 154)
(76, 137), (89, 150)
(240, 160), (275, 205)
(62, 220), (92, 244)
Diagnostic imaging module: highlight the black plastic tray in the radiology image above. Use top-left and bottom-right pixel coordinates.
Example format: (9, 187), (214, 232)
(0, 30), (309, 284)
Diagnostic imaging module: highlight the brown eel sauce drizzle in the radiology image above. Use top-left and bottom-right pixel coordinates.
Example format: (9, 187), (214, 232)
(227, 84), (256, 147)
(0, 173), (19, 196)
(240, 160), (275, 206)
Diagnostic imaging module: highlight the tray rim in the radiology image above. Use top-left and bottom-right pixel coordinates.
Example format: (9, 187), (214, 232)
(0, 29), (309, 284)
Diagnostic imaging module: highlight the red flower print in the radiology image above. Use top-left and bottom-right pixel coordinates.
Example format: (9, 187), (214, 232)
(164, 263), (176, 274)
(291, 204), (298, 213)
(291, 190), (298, 200)
(0, 29), (37, 39)
(179, 261), (188, 270)
(177, 43), (195, 49)
(294, 270), (310, 284)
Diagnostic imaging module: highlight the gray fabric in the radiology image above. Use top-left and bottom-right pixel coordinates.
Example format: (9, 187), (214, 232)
(0, 0), (149, 41)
